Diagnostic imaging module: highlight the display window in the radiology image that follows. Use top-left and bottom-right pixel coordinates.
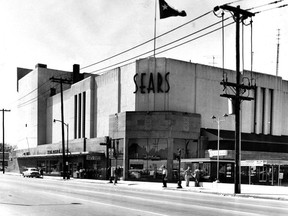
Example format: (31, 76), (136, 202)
(128, 138), (168, 180)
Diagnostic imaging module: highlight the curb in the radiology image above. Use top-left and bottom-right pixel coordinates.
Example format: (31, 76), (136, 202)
(3, 172), (288, 201)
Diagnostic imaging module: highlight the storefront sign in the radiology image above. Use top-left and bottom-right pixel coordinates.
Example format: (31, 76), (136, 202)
(208, 150), (228, 157)
(86, 155), (101, 161)
(133, 72), (170, 94)
(241, 160), (264, 167)
(47, 149), (61, 154)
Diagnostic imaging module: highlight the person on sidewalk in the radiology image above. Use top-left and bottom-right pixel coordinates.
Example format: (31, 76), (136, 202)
(162, 165), (168, 188)
(184, 166), (192, 187)
(194, 167), (201, 187)
(40, 168), (44, 178)
(114, 167), (120, 185)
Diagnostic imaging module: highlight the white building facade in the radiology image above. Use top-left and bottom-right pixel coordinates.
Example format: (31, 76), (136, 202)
(12, 58), (288, 184)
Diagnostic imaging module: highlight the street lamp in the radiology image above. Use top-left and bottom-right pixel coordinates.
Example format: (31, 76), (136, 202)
(211, 114), (229, 182)
(53, 119), (69, 179)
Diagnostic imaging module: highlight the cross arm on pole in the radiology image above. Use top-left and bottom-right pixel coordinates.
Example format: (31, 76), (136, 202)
(219, 5), (255, 18)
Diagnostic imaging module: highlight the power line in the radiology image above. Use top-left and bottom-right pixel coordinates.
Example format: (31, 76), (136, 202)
(154, 21), (235, 57)
(247, 0), (284, 10)
(90, 17), (234, 74)
(82, 0), (285, 74)
(226, 0), (245, 5)
(17, 87), (52, 108)
(17, 74), (72, 108)
(254, 3), (288, 14)
(80, 10), (213, 71)
(17, 79), (51, 102)
(90, 2), (286, 74)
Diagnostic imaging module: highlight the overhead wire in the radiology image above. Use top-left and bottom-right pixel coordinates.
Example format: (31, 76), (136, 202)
(17, 79), (51, 102)
(16, 0), (288, 106)
(253, 3), (288, 14)
(247, 0), (285, 11)
(154, 21), (235, 58)
(84, 0), (283, 74)
(17, 74), (73, 108)
(226, 0), (244, 5)
(6, 79), (52, 110)
(17, 87), (52, 108)
(80, 10), (213, 71)
(90, 16), (234, 74)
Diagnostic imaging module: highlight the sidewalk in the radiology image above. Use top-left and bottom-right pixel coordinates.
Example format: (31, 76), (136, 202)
(4, 172), (288, 201)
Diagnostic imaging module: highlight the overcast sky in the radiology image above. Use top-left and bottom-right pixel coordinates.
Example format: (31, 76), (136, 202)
(0, 0), (287, 146)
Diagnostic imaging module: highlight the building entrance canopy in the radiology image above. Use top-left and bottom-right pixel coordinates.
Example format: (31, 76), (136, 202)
(17, 151), (102, 159)
(241, 160), (288, 166)
(202, 129), (288, 153)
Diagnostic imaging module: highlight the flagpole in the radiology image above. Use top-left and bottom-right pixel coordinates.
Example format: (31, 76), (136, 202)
(154, 0), (157, 57)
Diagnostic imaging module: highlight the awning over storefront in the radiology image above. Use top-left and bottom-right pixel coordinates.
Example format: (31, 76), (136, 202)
(241, 160), (288, 166)
(181, 158), (234, 163)
(17, 151), (103, 159)
(202, 129), (288, 153)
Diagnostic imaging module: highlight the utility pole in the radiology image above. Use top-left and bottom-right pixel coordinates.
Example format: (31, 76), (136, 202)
(214, 5), (255, 194)
(50, 77), (72, 179)
(1, 109), (10, 174)
(276, 29), (280, 77)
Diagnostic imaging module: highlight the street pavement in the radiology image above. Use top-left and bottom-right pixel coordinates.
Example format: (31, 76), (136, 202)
(4, 172), (288, 201)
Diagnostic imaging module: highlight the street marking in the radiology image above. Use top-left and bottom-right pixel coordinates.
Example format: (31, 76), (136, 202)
(44, 191), (169, 216)
(3, 176), (288, 214)
(44, 189), (260, 216)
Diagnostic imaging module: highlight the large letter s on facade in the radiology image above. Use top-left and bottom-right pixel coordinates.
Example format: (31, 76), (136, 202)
(133, 74), (138, 93)
(165, 72), (170, 93)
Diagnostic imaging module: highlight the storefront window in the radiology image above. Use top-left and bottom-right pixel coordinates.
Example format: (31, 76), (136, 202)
(50, 160), (60, 174)
(37, 161), (46, 173)
(128, 138), (168, 181)
(173, 139), (197, 159)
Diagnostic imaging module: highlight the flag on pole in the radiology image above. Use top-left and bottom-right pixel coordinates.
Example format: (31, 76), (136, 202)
(159, 0), (187, 19)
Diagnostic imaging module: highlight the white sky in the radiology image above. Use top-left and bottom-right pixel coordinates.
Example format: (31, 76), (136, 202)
(0, 0), (287, 147)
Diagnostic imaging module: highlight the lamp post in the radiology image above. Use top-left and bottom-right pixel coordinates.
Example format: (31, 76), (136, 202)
(53, 119), (69, 179)
(211, 114), (228, 182)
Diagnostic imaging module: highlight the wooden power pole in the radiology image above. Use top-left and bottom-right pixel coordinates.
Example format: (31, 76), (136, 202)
(1, 109), (10, 174)
(50, 77), (72, 179)
(214, 5), (255, 194)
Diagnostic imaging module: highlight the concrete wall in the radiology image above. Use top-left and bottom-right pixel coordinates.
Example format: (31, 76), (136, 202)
(134, 58), (288, 137)
(47, 76), (96, 144)
(17, 67), (39, 149)
(17, 64), (73, 149)
(95, 68), (120, 138)
(17, 58), (288, 150)
(109, 111), (201, 180)
(94, 63), (136, 138)
(47, 89), (71, 144)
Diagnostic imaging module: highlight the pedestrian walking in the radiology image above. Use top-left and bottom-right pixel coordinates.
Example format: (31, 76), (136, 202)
(114, 167), (120, 185)
(193, 167), (201, 187)
(184, 166), (192, 187)
(39, 168), (44, 178)
(162, 165), (168, 188)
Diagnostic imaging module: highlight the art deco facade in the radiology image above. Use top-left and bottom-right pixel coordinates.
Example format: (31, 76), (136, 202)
(12, 58), (288, 184)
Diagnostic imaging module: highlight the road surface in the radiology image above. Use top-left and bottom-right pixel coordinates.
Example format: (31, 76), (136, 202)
(0, 174), (287, 216)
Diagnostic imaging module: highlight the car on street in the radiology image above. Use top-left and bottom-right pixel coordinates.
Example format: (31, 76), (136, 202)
(22, 167), (41, 178)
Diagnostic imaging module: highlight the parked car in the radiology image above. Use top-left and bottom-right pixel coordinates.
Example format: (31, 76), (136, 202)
(22, 168), (41, 178)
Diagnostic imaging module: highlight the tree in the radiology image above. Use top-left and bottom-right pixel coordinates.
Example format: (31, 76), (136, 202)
(0, 143), (17, 153)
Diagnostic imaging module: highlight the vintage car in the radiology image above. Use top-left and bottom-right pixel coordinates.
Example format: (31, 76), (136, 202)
(22, 167), (41, 178)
